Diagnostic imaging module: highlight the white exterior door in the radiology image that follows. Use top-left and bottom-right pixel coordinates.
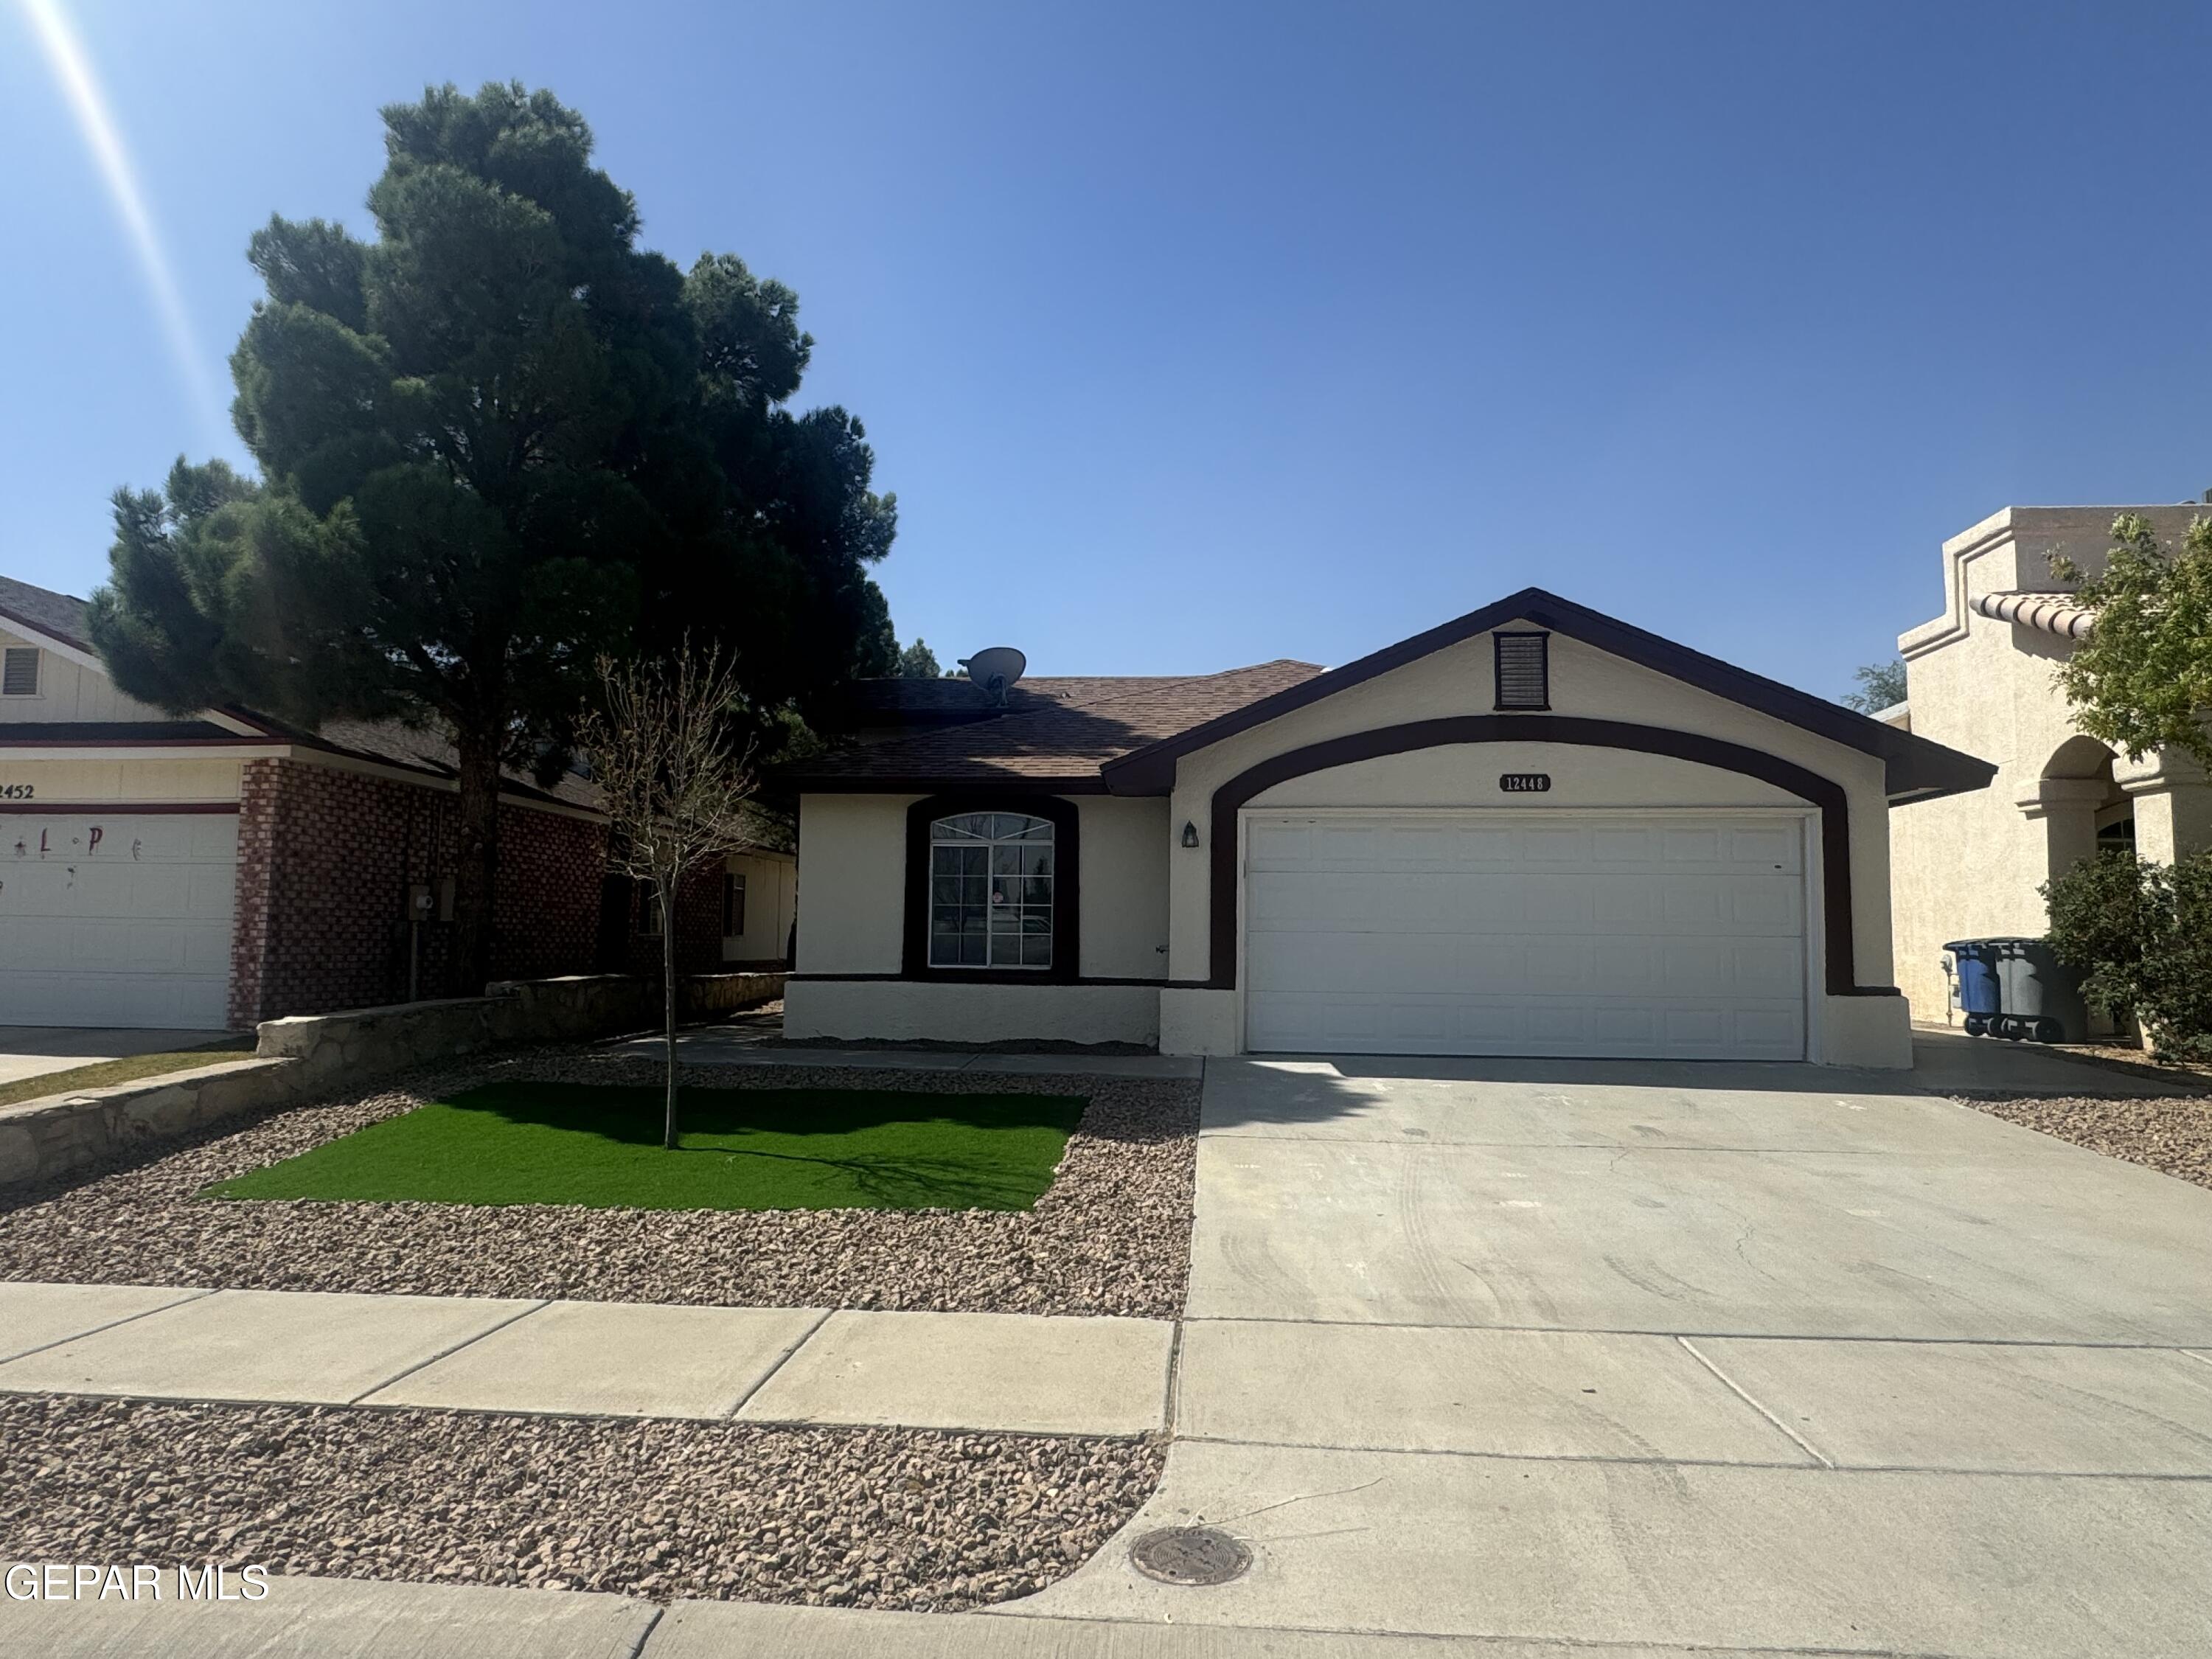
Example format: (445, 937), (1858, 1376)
(1245, 810), (1808, 1060)
(0, 812), (240, 1029)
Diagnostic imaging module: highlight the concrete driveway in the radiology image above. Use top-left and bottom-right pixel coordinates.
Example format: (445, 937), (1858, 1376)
(1016, 1051), (2212, 1658)
(0, 1026), (231, 1089)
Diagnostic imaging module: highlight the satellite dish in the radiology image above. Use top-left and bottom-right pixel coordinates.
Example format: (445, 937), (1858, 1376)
(957, 647), (1027, 705)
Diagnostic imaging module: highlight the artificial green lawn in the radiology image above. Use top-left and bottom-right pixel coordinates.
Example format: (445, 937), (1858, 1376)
(204, 1083), (1086, 1212)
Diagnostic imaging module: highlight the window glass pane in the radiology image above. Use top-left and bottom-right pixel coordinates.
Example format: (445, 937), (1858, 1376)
(929, 809), (1053, 967)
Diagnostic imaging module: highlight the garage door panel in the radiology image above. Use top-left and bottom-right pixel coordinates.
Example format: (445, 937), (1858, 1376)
(1733, 826), (1800, 869)
(128, 863), (190, 913)
(0, 812), (238, 1029)
(1246, 810), (1807, 1061)
(1591, 1006), (1657, 1046)
(1248, 822), (1312, 866)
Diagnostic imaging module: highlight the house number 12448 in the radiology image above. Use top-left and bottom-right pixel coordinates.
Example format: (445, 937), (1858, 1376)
(1498, 773), (1551, 793)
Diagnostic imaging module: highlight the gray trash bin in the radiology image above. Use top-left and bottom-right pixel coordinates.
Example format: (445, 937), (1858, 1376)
(1992, 938), (2088, 1044)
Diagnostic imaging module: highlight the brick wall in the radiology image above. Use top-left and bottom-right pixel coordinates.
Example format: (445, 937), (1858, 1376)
(494, 807), (607, 981)
(613, 860), (730, 979)
(226, 758), (672, 1026)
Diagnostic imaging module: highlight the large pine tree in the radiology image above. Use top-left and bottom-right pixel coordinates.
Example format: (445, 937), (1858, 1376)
(93, 83), (897, 990)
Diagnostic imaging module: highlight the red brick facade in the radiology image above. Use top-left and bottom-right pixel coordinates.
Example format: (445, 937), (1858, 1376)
(225, 758), (714, 1027)
(613, 859), (729, 980)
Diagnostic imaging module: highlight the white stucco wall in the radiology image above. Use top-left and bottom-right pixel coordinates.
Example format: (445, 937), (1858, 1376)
(783, 979), (1158, 1045)
(1077, 795), (1170, 977)
(793, 792), (1171, 980)
(794, 793), (913, 973)
(722, 850), (796, 964)
(1250, 743), (1804, 810)
(1891, 505), (2208, 1018)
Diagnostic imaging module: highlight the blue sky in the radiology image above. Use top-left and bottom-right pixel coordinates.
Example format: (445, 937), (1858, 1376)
(5, 1), (2209, 698)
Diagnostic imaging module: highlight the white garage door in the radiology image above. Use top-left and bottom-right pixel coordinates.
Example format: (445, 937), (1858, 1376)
(0, 813), (239, 1029)
(1245, 811), (1807, 1060)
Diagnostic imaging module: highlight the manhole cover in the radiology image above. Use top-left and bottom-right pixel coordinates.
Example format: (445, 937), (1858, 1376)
(1129, 1526), (1251, 1585)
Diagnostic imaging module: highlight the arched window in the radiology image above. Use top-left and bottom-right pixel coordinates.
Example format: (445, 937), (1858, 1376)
(929, 812), (1055, 968)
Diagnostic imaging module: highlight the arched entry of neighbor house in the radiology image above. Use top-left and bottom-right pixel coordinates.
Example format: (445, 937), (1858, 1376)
(2029, 736), (2132, 879)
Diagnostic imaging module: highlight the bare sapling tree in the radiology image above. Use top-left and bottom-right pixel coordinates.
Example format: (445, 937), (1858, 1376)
(578, 646), (758, 1149)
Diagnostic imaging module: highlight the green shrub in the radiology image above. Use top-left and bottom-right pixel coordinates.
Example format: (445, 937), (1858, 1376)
(2042, 848), (2212, 1061)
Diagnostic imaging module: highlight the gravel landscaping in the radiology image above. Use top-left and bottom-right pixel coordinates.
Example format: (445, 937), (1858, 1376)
(0, 1051), (1197, 1318)
(1955, 1091), (2212, 1193)
(0, 1391), (1163, 1608)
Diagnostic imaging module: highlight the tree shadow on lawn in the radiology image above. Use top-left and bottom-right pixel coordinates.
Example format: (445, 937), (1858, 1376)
(206, 1082), (1088, 1213)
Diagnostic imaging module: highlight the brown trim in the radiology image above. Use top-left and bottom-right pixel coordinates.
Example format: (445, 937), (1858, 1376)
(0, 801), (241, 814)
(791, 972), (1183, 988)
(799, 775), (1112, 796)
(0, 737), (282, 749)
(902, 793), (1082, 981)
(1102, 586), (1996, 803)
(1205, 716), (1870, 996)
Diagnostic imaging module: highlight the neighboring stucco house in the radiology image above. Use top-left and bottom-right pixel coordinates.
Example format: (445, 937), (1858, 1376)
(1, 574), (791, 1029)
(1888, 506), (2212, 1019)
(782, 588), (1992, 1067)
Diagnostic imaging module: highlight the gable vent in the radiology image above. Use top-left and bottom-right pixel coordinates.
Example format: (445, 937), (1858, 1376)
(1492, 631), (1549, 711)
(1, 647), (38, 698)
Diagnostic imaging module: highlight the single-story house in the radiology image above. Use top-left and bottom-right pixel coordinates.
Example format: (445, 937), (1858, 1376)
(782, 588), (1994, 1067)
(1887, 505), (2212, 1019)
(1, 574), (793, 1029)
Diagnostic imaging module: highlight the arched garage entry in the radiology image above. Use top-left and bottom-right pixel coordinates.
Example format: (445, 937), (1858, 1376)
(1206, 717), (1867, 1060)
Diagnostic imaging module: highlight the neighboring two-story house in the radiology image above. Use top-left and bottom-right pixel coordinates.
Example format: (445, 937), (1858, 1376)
(1887, 506), (2212, 1020)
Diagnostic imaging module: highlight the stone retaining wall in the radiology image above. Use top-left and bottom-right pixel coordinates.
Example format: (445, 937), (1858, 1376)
(0, 971), (784, 1192)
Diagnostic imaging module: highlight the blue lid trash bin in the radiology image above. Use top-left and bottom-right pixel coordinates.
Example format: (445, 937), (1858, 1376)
(1944, 940), (2003, 1020)
(1941, 937), (2086, 1043)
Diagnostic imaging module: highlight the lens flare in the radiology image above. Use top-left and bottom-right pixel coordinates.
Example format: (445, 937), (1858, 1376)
(18, 0), (229, 447)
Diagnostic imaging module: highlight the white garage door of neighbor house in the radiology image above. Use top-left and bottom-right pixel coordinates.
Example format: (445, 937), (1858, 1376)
(1245, 811), (1809, 1060)
(0, 813), (239, 1029)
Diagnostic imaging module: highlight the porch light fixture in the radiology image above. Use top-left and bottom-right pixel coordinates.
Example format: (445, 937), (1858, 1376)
(1181, 821), (1200, 849)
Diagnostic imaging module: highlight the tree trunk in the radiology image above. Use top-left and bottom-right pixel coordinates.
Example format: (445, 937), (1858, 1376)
(453, 726), (503, 997)
(661, 877), (679, 1150)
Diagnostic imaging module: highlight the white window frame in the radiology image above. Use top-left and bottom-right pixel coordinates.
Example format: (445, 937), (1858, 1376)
(723, 871), (748, 939)
(1, 646), (40, 698)
(928, 812), (1054, 970)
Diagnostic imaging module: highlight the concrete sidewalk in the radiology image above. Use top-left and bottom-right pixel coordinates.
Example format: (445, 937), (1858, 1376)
(0, 1025), (233, 1089)
(0, 1281), (1173, 1436)
(0, 1576), (1733, 1659)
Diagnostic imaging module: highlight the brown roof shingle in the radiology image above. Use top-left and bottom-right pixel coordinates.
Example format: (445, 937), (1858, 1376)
(787, 659), (1326, 788)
